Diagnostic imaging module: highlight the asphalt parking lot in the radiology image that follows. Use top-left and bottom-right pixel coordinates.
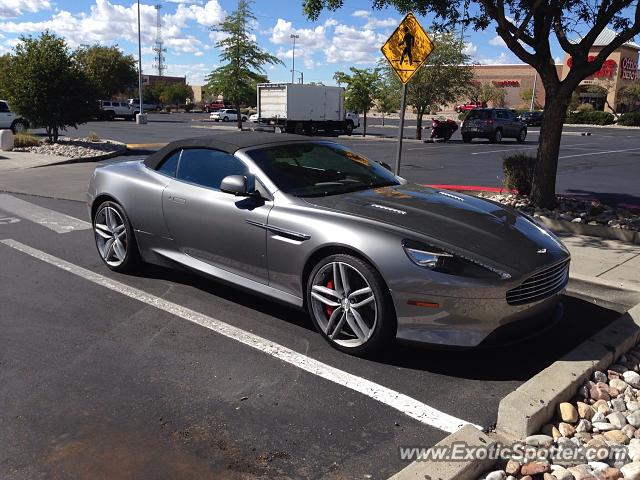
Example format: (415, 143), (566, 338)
(0, 114), (636, 478)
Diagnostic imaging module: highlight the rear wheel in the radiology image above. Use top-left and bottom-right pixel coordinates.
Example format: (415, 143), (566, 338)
(306, 254), (396, 356)
(10, 120), (27, 134)
(344, 121), (354, 135)
(222, 116), (229, 122)
(517, 128), (527, 143)
(93, 201), (141, 273)
(462, 134), (472, 143)
(491, 129), (502, 143)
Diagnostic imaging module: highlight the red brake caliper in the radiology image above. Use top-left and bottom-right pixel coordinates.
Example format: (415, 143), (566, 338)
(326, 280), (335, 316)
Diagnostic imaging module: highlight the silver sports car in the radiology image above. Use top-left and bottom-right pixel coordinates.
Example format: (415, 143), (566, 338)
(88, 132), (570, 355)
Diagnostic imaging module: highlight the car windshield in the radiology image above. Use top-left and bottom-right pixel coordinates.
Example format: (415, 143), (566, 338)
(466, 110), (492, 120)
(246, 142), (399, 197)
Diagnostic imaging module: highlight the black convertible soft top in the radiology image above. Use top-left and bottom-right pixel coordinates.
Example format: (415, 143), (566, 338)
(144, 131), (330, 170)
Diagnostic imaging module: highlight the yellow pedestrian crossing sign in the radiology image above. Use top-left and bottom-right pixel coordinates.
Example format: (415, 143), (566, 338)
(381, 12), (434, 84)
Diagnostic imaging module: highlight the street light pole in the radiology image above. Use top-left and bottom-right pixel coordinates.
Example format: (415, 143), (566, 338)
(290, 34), (299, 84)
(137, 0), (144, 121)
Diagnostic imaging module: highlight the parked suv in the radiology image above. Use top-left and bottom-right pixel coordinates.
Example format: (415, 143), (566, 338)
(461, 108), (527, 143)
(98, 100), (135, 121)
(517, 110), (544, 127)
(127, 98), (162, 112)
(0, 100), (29, 133)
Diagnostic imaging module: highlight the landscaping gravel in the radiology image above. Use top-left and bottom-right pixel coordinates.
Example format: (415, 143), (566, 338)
(13, 137), (124, 158)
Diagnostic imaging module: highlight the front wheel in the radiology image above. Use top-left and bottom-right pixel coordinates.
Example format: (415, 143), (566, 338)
(222, 116), (229, 122)
(93, 201), (141, 273)
(517, 128), (527, 143)
(462, 134), (472, 143)
(306, 254), (396, 356)
(344, 121), (354, 135)
(491, 129), (503, 143)
(10, 120), (27, 134)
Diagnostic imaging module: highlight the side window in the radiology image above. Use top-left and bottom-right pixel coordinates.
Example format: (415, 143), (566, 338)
(156, 150), (181, 177)
(0, 102), (8, 112)
(496, 111), (507, 120)
(103, 101), (111, 107)
(177, 149), (248, 190)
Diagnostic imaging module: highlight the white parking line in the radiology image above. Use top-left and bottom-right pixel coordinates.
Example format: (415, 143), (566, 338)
(559, 147), (640, 159)
(0, 194), (91, 233)
(471, 146), (538, 155)
(0, 238), (479, 434)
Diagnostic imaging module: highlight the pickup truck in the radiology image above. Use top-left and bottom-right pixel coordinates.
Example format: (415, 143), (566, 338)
(0, 100), (29, 133)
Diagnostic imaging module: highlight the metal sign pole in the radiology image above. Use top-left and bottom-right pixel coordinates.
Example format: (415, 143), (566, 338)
(395, 83), (408, 176)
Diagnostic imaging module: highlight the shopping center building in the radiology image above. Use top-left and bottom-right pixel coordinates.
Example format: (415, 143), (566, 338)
(468, 29), (639, 113)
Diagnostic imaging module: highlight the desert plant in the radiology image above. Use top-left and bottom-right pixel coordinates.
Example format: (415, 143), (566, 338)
(503, 153), (536, 195)
(566, 110), (614, 125)
(617, 112), (640, 126)
(576, 102), (594, 113)
(86, 131), (100, 142)
(13, 133), (41, 148)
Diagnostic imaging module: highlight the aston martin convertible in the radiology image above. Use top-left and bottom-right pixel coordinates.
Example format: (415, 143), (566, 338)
(88, 132), (570, 355)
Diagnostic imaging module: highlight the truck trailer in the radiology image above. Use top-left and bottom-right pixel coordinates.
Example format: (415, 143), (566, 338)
(256, 83), (359, 135)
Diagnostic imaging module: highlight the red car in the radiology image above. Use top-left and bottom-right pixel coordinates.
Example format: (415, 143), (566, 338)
(455, 101), (487, 113)
(204, 101), (226, 113)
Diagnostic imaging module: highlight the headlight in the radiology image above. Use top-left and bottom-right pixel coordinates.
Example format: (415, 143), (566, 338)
(402, 240), (511, 280)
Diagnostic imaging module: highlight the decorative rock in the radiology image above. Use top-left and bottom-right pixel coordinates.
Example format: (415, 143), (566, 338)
(560, 422), (577, 437)
(603, 429), (630, 444)
(621, 461), (640, 480)
(576, 432), (592, 443)
(592, 412), (607, 423)
(577, 419), (592, 433)
(505, 459), (521, 476)
(607, 412), (627, 429)
(552, 466), (574, 480)
(543, 473), (556, 480)
(578, 402), (596, 420)
(601, 467), (623, 480)
(611, 397), (627, 411)
(624, 371), (640, 388)
(588, 461), (610, 473)
(628, 410), (640, 428)
(560, 403), (580, 423)
(609, 370), (621, 380)
(543, 423), (562, 440)
(610, 380), (629, 394)
(521, 476), (533, 480)
(628, 401), (640, 412)
(591, 384), (611, 402)
(610, 364), (629, 374)
(568, 465), (595, 480)
(594, 371), (608, 383)
(593, 422), (617, 431)
(485, 470), (506, 480)
(521, 461), (551, 476)
(630, 438), (640, 461)
(623, 424), (637, 438)
(526, 434), (554, 447)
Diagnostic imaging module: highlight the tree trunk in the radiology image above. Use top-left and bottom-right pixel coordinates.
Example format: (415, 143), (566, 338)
(363, 111), (367, 137)
(415, 111), (423, 140)
(382, 114), (385, 126)
(45, 126), (52, 143)
(531, 88), (571, 209)
(235, 102), (242, 130)
(53, 127), (59, 143)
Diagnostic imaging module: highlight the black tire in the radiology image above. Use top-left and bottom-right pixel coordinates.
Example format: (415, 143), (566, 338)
(344, 121), (354, 135)
(242, 116), (248, 122)
(462, 134), (472, 143)
(107, 111), (116, 121)
(92, 200), (141, 273)
(517, 128), (527, 143)
(491, 129), (502, 143)
(222, 116), (229, 122)
(10, 120), (27, 134)
(306, 254), (396, 356)
(306, 123), (318, 135)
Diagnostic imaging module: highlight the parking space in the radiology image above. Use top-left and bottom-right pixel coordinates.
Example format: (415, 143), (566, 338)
(0, 192), (620, 478)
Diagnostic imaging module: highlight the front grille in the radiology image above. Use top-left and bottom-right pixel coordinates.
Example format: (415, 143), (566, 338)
(506, 259), (570, 306)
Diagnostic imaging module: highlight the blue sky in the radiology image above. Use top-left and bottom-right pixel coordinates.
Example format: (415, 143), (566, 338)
(0, 0), (565, 86)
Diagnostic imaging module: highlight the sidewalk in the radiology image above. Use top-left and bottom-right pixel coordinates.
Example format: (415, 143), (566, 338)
(0, 150), (70, 172)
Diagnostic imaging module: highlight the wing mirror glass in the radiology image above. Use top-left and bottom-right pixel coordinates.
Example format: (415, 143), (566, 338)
(220, 174), (258, 197)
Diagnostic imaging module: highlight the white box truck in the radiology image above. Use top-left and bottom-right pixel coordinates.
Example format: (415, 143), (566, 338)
(256, 83), (359, 135)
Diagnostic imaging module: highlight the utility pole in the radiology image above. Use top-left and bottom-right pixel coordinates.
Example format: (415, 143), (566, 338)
(530, 73), (538, 111)
(290, 34), (299, 84)
(136, 0), (146, 124)
(153, 4), (167, 77)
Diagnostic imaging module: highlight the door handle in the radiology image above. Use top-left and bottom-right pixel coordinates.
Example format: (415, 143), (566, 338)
(168, 195), (186, 204)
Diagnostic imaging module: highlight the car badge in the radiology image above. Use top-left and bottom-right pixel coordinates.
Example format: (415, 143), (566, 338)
(537, 248), (547, 254)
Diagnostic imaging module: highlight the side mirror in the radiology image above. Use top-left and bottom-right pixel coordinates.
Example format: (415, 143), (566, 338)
(220, 174), (257, 197)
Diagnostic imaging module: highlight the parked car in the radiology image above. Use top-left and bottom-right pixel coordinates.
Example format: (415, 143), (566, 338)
(0, 100), (29, 133)
(204, 101), (226, 113)
(455, 101), (487, 113)
(517, 111), (544, 127)
(88, 131), (570, 355)
(210, 109), (247, 122)
(249, 113), (259, 123)
(98, 100), (135, 121)
(461, 108), (527, 143)
(128, 98), (163, 112)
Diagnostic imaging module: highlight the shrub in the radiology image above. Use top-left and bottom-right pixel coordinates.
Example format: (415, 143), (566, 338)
(566, 111), (614, 125)
(86, 131), (100, 142)
(503, 153), (536, 195)
(13, 133), (41, 148)
(617, 112), (640, 126)
(184, 103), (194, 112)
(576, 102), (594, 113)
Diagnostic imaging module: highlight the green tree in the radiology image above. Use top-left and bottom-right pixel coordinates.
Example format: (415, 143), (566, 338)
(382, 32), (473, 139)
(520, 88), (541, 110)
(468, 81), (507, 108)
(620, 81), (640, 109)
(73, 44), (137, 99)
(205, 0), (282, 129)
(6, 32), (95, 142)
(377, 82), (400, 126)
(304, 0), (640, 208)
(160, 83), (194, 111)
(0, 54), (11, 99)
(334, 67), (382, 136)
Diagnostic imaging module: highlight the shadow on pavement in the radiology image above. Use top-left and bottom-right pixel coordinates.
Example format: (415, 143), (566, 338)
(565, 189), (640, 209)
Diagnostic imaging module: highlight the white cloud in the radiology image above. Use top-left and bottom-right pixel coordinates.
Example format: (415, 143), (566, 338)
(477, 52), (510, 65)
(489, 35), (506, 47)
(350, 9), (397, 30)
(352, 10), (370, 18)
(463, 42), (477, 56)
(0, 0), (51, 19)
(325, 24), (386, 64)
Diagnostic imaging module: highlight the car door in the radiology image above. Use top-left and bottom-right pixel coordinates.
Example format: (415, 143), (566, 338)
(161, 148), (272, 284)
(0, 101), (15, 129)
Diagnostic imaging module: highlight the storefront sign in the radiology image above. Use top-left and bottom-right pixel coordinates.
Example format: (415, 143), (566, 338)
(621, 57), (638, 80)
(492, 80), (520, 87)
(567, 56), (617, 78)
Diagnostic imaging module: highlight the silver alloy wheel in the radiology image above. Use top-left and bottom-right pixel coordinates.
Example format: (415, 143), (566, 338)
(495, 129), (502, 142)
(94, 206), (128, 267)
(310, 262), (377, 347)
(519, 129), (526, 141)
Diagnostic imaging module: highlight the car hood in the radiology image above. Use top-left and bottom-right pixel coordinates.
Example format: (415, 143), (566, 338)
(303, 184), (568, 275)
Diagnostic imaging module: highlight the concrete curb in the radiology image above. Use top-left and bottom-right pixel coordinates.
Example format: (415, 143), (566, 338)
(388, 425), (496, 480)
(496, 302), (640, 441)
(536, 215), (640, 245)
(568, 273), (640, 312)
(337, 134), (426, 143)
(33, 141), (127, 168)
